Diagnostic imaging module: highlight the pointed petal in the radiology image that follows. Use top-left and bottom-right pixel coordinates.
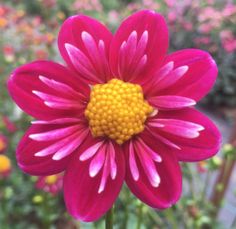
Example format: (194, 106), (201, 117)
(17, 124), (74, 176)
(154, 49), (218, 101)
(125, 136), (182, 209)
(148, 96), (196, 110)
(151, 108), (221, 161)
(148, 119), (204, 139)
(110, 10), (168, 84)
(64, 137), (125, 222)
(7, 61), (89, 120)
(58, 15), (112, 83)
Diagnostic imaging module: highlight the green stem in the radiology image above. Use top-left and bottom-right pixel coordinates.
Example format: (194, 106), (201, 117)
(105, 206), (113, 229)
(136, 203), (143, 229)
(186, 165), (195, 199)
(165, 208), (178, 229)
(201, 171), (211, 201)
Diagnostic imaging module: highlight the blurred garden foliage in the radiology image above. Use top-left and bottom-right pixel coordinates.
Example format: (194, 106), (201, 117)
(0, 0), (236, 229)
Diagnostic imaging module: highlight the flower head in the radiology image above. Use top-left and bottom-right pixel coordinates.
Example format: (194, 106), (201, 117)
(36, 173), (63, 195)
(8, 10), (221, 222)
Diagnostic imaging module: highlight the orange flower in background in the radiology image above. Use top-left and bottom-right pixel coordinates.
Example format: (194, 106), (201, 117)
(0, 134), (7, 153)
(0, 17), (7, 28)
(0, 154), (11, 177)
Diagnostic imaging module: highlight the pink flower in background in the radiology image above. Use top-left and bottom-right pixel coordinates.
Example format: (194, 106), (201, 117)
(73, 0), (103, 12)
(194, 37), (211, 46)
(3, 45), (15, 62)
(0, 134), (7, 153)
(220, 29), (236, 53)
(8, 10), (221, 222)
(197, 161), (208, 173)
(36, 173), (63, 195)
(2, 116), (17, 133)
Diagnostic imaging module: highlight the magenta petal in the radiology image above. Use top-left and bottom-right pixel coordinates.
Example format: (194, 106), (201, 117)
(125, 136), (182, 209)
(148, 95), (196, 109)
(152, 108), (221, 161)
(156, 49), (218, 101)
(110, 10), (168, 84)
(17, 124), (74, 176)
(7, 61), (89, 120)
(58, 15), (112, 83)
(64, 137), (125, 222)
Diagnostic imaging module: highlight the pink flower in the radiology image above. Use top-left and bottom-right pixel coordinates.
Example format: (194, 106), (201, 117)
(220, 30), (236, 53)
(8, 10), (221, 222)
(196, 161), (207, 173)
(36, 173), (63, 195)
(2, 116), (17, 133)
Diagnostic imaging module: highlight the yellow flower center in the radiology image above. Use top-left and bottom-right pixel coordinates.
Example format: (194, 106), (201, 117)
(45, 175), (58, 185)
(0, 155), (11, 173)
(85, 79), (154, 144)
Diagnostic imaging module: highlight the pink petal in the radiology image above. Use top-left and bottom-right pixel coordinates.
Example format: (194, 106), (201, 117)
(148, 119), (204, 139)
(64, 137), (125, 222)
(17, 124), (74, 176)
(145, 129), (181, 150)
(79, 141), (104, 161)
(108, 142), (117, 180)
(148, 95), (196, 109)
(7, 61), (89, 120)
(128, 141), (139, 181)
(31, 118), (81, 125)
(134, 139), (161, 187)
(52, 128), (89, 160)
(155, 66), (189, 91)
(125, 135), (182, 209)
(89, 144), (106, 177)
(38, 75), (85, 99)
(148, 49), (218, 101)
(110, 10), (168, 84)
(29, 124), (82, 141)
(98, 152), (110, 193)
(151, 108), (221, 161)
(58, 15), (112, 83)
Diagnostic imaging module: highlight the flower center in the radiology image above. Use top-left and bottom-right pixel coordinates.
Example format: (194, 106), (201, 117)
(0, 155), (11, 173)
(45, 175), (58, 185)
(85, 79), (154, 144)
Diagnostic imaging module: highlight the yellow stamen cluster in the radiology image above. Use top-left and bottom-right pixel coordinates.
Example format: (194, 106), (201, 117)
(0, 155), (11, 173)
(85, 79), (154, 144)
(45, 175), (58, 185)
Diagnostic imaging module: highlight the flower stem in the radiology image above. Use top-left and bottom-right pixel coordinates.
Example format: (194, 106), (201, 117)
(105, 206), (113, 229)
(136, 203), (143, 229)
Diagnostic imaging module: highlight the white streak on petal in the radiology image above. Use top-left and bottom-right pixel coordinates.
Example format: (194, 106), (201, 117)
(98, 152), (110, 194)
(109, 142), (117, 180)
(89, 145), (106, 177)
(79, 141), (104, 161)
(129, 141), (139, 181)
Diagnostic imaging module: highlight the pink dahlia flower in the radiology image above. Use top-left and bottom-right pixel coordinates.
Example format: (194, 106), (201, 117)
(8, 10), (221, 222)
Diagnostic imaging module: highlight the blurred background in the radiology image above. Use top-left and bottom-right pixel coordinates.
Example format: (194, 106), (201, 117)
(0, 0), (236, 228)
